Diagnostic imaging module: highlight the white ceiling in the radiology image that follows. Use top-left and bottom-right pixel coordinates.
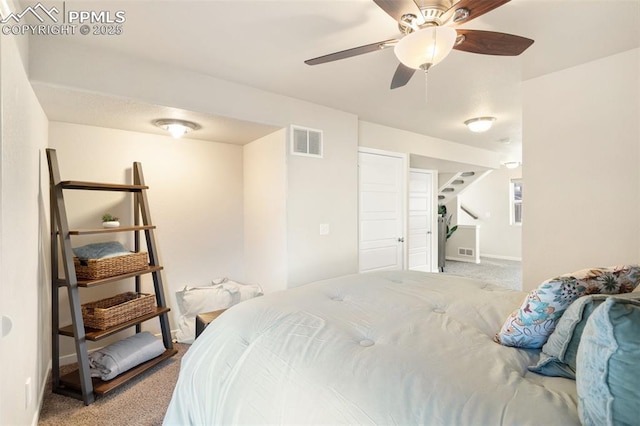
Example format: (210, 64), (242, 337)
(31, 0), (640, 159)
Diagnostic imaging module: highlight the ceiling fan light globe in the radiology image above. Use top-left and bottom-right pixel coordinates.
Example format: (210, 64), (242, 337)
(394, 26), (457, 70)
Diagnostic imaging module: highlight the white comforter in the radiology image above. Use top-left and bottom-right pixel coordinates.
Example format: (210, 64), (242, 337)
(164, 271), (579, 425)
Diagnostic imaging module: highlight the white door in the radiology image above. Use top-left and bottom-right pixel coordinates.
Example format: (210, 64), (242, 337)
(358, 150), (405, 272)
(408, 169), (436, 272)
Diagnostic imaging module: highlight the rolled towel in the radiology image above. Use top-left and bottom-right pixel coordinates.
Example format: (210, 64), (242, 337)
(88, 331), (165, 381)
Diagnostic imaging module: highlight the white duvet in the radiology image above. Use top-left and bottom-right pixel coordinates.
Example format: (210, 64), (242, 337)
(164, 271), (579, 425)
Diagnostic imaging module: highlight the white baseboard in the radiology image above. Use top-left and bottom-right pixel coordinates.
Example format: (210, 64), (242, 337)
(482, 254), (522, 262)
(33, 360), (52, 426)
(446, 256), (480, 264)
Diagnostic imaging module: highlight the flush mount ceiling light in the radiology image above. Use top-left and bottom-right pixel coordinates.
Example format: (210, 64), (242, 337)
(464, 116), (496, 133)
(504, 161), (521, 169)
(394, 26), (457, 72)
(153, 119), (201, 139)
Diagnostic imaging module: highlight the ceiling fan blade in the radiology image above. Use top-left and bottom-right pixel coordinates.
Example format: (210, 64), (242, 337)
(373, 0), (421, 22)
(454, 30), (534, 56)
(441, 0), (510, 26)
(390, 63), (416, 89)
(305, 39), (397, 65)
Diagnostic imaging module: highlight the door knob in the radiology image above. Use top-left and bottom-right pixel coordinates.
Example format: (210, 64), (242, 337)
(398, 237), (405, 242)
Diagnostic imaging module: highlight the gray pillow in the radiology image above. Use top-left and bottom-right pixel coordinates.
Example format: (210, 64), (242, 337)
(528, 292), (640, 379)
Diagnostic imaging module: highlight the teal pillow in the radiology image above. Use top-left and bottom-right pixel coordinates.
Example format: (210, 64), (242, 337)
(529, 293), (640, 379)
(576, 297), (640, 425)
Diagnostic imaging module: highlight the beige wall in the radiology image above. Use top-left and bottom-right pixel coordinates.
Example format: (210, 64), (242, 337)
(0, 26), (50, 426)
(48, 122), (245, 354)
(243, 129), (288, 293)
(522, 48), (640, 291)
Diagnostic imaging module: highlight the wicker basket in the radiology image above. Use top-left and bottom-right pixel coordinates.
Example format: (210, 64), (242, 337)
(74, 251), (148, 280)
(82, 292), (156, 330)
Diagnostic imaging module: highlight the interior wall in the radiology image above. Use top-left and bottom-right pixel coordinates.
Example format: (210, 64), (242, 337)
(359, 121), (501, 169)
(457, 165), (522, 261)
(522, 48), (640, 291)
(31, 41), (360, 290)
(286, 114), (359, 287)
(48, 122), (245, 351)
(243, 129), (288, 292)
(0, 28), (50, 426)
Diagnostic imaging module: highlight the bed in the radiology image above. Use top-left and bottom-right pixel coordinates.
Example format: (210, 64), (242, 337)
(164, 270), (587, 425)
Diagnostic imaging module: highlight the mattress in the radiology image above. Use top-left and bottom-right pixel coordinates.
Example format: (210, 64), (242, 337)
(164, 270), (579, 425)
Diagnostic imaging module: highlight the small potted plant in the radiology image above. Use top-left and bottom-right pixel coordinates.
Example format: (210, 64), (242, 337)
(101, 213), (120, 228)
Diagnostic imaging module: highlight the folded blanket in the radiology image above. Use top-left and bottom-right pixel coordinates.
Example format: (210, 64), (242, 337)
(88, 331), (165, 381)
(72, 241), (130, 261)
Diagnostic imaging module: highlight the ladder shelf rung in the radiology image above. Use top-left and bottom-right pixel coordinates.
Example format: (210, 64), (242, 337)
(57, 348), (178, 396)
(60, 181), (148, 192)
(67, 225), (155, 235)
(55, 266), (163, 288)
(59, 307), (170, 341)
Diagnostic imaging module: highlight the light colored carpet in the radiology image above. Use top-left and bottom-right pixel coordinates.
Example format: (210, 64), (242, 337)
(441, 257), (522, 291)
(38, 343), (188, 426)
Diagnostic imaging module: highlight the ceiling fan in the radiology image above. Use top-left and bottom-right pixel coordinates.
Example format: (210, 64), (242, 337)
(304, 0), (534, 90)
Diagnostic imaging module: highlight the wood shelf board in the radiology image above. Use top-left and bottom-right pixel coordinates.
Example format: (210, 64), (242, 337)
(60, 181), (148, 192)
(68, 225), (155, 235)
(55, 266), (163, 288)
(59, 307), (170, 341)
(58, 348), (178, 395)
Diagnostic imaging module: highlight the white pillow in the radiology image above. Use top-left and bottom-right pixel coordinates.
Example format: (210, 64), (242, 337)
(175, 279), (263, 343)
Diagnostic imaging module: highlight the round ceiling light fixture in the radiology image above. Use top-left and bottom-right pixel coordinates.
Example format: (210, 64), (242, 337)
(503, 161), (521, 169)
(153, 118), (201, 139)
(464, 116), (496, 133)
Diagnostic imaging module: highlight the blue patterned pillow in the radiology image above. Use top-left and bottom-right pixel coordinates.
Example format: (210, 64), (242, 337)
(576, 297), (640, 425)
(528, 292), (640, 379)
(495, 265), (640, 349)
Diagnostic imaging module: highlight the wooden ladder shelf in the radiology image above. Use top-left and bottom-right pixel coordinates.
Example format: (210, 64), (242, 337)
(46, 148), (176, 405)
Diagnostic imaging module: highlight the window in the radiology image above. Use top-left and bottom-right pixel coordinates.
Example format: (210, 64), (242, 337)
(510, 178), (522, 225)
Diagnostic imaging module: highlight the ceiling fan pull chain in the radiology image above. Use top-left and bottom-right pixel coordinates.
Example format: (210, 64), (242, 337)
(424, 69), (429, 104)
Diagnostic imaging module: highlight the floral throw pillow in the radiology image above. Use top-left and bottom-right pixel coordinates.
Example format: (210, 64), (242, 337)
(494, 265), (640, 349)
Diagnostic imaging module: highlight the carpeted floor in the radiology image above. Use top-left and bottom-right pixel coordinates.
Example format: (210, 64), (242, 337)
(441, 257), (522, 291)
(38, 343), (188, 426)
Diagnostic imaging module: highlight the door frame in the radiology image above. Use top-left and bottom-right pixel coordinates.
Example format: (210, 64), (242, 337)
(408, 168), (438, 272)
(357, 147), (408, 272)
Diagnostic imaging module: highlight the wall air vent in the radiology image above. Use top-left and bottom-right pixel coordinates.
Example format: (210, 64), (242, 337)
(458, 247), (475, 257)
(290, 125), (323, 158)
